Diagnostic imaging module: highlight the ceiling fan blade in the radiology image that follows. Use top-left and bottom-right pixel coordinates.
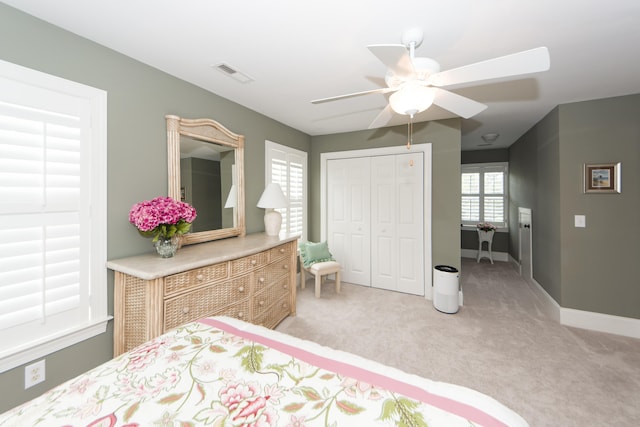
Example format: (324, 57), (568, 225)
(367, 44), (415, 77)
(432, 88), (487, 119)
(368, 104), (395, 129)
(311, 87), (395, 104)
(429, 47), (550, 87)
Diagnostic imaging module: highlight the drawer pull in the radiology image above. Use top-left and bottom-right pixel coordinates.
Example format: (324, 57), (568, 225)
(196, 274), (204, 281)
(279, 248), (285, 254)
(259, 300), (265, 306)
(237, 312), (244, 318)
(283, 264), (289, 270)
(281, 303), (288, 309)
(250, 259), (257, 266)
(238, 286), (245, 293)
(283, 284), (288, 290)
(182, 307), (190, 314)
(258, 277), (265, 283)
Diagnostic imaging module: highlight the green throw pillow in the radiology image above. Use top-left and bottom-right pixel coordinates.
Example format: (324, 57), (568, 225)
(300, 241), (335, 268)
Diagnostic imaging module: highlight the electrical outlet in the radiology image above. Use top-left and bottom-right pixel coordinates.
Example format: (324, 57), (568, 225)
(25, 360), (45, 389)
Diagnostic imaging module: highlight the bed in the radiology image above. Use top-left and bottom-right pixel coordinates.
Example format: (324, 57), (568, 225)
(0, 316), (527, 426)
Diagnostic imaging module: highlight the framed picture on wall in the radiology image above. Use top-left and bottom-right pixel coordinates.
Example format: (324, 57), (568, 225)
(583, 162), (621, 193)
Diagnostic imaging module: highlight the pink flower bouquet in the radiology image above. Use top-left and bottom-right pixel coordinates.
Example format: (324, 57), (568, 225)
(476, 222), (497, 232)
(129, 196), (197, 242)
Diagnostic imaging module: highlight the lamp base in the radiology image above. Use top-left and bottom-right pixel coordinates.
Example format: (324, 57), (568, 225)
(264, 209), (282, 236)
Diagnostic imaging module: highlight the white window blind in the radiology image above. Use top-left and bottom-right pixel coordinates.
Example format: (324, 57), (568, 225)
(0, 60), (108, 372)
(265, 141), (307, 240)
(461, 163), (508, 228)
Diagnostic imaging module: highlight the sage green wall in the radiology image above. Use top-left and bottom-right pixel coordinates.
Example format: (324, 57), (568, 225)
(509, 107), (563, 302)
(460, 148), (510, 253)
(558, 94), (640, 317)
(509, 95), (640, 319)
(461, 148), (509, 164)
(0, 4), (310, 412)
(309, 120), (462, 269)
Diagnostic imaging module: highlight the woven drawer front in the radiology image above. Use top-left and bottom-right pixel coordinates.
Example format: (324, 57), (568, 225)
(164, 278), (250, 330)
(164, 262), (229, 296)
(254, 296), (291, 329)
(268, 243), (292, 261)
(252, 276), (290, 318)
(254, 258), (292, 291)
(214, 299), (252, 323)
(230, 251), (269, 276)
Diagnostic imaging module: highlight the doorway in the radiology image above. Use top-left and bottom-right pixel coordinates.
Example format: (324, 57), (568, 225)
(518, 207), (532, 282)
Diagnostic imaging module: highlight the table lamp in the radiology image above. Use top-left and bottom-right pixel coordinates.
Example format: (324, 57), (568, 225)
(257, 183), (288, 236)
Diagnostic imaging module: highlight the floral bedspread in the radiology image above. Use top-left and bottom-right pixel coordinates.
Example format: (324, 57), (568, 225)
(0, 317), (527, 427)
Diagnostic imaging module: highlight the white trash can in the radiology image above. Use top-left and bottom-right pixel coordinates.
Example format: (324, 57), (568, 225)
(433, 265), (460, 314)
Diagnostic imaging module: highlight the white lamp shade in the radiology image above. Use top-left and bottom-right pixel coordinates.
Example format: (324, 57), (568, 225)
(389, 84), (435, 116)
(257, 183), (288, 209)
(224, 184), (237, 208)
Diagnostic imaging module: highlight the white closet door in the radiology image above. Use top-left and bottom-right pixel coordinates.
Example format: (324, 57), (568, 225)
(327, 157), (371, 286)
(371, 153), (424, 295)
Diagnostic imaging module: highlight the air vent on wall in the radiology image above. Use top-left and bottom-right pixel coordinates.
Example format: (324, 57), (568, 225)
(213, 62), (254, 84)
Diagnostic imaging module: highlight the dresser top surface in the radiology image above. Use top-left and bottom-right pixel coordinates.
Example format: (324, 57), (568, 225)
(107, 233), (299, 280)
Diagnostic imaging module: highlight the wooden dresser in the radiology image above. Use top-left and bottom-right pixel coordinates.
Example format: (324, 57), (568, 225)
(107, 233), (298, 356)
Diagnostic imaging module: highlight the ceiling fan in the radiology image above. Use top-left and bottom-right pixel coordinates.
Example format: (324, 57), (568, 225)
(311, 28), (550, 135)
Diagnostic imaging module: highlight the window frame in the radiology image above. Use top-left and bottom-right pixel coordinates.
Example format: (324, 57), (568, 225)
(461, 162), (508, 230)
(0, 60), (110, 373)
(265, 140), (307, 241)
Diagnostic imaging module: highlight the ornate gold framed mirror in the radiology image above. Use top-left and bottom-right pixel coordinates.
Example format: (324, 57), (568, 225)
(166, 115), (246, 245)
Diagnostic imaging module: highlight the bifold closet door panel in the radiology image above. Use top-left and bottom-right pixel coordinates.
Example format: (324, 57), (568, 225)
(327, 157), (371, 286)
(371, 153), (424, 295)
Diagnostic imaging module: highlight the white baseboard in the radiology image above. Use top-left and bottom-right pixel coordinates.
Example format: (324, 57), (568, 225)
(561, 308), (640, 339)
(525, 275), (561, 323)
(461, 249), (509, 263)
(525, 272), (640, 339)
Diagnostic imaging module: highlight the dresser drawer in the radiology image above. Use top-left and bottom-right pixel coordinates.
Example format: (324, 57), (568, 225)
(164, 262), (229, 296)
(252, 276), (291, 318)
(268, 243), (293, 261)
(164, 276), (251, 330)
(230, 251), (269, 276)
(254, 257), (292, 291)
(254, 296), (291, 329)
(215, 299), (252, 323)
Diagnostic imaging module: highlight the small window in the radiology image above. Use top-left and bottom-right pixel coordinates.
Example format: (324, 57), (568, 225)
(265, 141), (307, 241)
(461, 163), (508, 228)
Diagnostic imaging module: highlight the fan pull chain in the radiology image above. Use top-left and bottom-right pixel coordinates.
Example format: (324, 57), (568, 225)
(407, 114), (414, 150)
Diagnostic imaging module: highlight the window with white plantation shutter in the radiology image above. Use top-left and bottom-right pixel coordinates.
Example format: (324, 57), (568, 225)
(265, 141), (307, 241)
(0, 60), (108, 373)
(461, 163), (508, 228)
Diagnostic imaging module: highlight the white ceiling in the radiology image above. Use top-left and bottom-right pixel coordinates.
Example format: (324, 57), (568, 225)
(5, 0), (640, 150)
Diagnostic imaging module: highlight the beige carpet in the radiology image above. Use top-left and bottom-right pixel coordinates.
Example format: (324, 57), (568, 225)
(276, 258), (640, 426)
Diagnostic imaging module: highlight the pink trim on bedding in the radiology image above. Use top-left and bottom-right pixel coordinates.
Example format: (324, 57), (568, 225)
(199, 318), (508, 427)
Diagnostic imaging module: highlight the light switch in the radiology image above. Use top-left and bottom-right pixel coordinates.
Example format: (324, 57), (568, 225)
(574, 215), (586, 228)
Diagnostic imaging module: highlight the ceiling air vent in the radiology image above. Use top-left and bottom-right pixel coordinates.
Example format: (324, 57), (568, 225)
(214, 62), (254, 84)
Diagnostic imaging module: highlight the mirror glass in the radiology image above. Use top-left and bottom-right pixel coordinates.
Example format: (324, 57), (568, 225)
(179, 136), (236, 232)
(167, 115), (245, 245)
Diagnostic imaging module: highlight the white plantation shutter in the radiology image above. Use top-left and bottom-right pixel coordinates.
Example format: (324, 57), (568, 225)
(461, 171), (480, 222)
(265, 141), (307, 241)
(461, 163), (507, 228)
(0, 60), (108, 372)
(288, 159), (304, 237)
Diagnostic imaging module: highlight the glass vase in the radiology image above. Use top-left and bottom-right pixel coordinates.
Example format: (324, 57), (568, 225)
(154, 235), (179, 258)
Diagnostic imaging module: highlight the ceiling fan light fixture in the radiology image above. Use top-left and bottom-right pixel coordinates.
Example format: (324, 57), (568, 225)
(389, 85), (435, 116)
